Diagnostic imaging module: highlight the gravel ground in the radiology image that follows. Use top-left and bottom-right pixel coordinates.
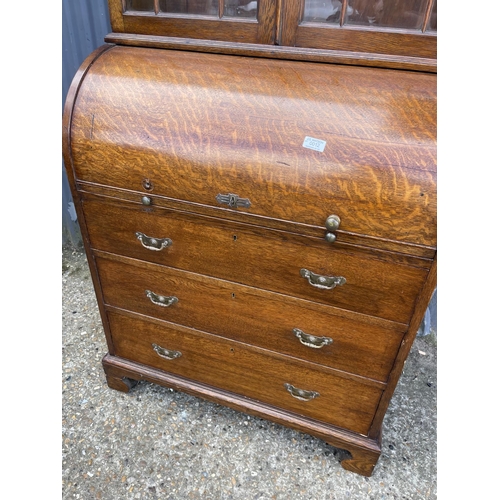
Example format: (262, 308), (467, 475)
(62, 245), (437, 499)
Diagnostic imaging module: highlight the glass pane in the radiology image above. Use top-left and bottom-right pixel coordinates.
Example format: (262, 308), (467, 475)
(426, 0), (436, 31)
(224, 0), (258, 18)
(303, 0), (343, 23)
(159, 0), (219, 15)
(345, 0), (428, 30)
(125, 0), (155, 11)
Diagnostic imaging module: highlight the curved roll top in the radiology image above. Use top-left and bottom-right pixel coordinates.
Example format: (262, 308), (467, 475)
(66, 45), (436, 248)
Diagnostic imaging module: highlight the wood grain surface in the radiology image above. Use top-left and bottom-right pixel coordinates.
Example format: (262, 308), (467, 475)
(78, 183), (436, 259)
(63, 42), (437, 477)
(102, 352), (383, 476)
(107, 309), (383, 435)
(106, 0), (436, 71)
(70, 46), (437, 246)
(82, 196), (429, 324)
(95, 251), (405, 382)
(110, 0), (277, 44)
(294, 25), (436, 59)
(104, 33), (437, 73)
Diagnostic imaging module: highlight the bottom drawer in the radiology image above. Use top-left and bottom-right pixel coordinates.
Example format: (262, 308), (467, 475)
(107, 310), (383, 436)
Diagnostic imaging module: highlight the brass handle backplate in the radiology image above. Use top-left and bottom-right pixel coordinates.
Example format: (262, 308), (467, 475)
(300, 268), (346, 290)
(152, 343), (182, 360)
(145, 290), (178, 308)
(293, 328), (333, 349)
(136, 232), (172, 251)
(284, 383), (320, 401)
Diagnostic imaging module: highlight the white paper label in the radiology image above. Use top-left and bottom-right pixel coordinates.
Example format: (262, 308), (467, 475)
(302, 136), (326, 152)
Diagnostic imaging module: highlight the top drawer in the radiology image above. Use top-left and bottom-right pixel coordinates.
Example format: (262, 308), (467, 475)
(68, 46), (437, 247)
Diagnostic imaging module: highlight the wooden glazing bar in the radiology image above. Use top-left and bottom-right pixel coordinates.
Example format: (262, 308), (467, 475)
(340, 0), (348, 26)
(422, 0), (434, 33)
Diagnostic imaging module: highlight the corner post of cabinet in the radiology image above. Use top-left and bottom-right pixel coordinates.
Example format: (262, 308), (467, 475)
(108, 0), (126, 33)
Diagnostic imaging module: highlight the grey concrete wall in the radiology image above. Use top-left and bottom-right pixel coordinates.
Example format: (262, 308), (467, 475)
(62, 0), (111, 247)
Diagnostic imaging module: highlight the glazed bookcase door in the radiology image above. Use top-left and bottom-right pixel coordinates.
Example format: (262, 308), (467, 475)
(280, 0), (437, 69)
(109, 0), (277, 44)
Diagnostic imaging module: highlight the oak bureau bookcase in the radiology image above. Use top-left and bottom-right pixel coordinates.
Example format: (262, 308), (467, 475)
(63, 0), (437, 476)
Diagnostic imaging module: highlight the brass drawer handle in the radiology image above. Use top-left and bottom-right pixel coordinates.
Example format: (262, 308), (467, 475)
(293, 328), (333, 349)
(216, 192), (251, 209)
(152, 343), (182, 360)
(284, 383), (320, 401)
(136, 232), (172, 251)
(300, 268), (346, 290)
(145, 290), (178, 308)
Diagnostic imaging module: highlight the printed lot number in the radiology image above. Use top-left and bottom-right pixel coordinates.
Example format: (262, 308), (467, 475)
(303, 136), (326, 152)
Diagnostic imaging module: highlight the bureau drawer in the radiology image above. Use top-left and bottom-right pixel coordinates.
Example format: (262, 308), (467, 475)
(83, 197), (428, 324)
(96, 253), (404, 382)
(70, 47), (436, 247)
(107, 310), (383, 435)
